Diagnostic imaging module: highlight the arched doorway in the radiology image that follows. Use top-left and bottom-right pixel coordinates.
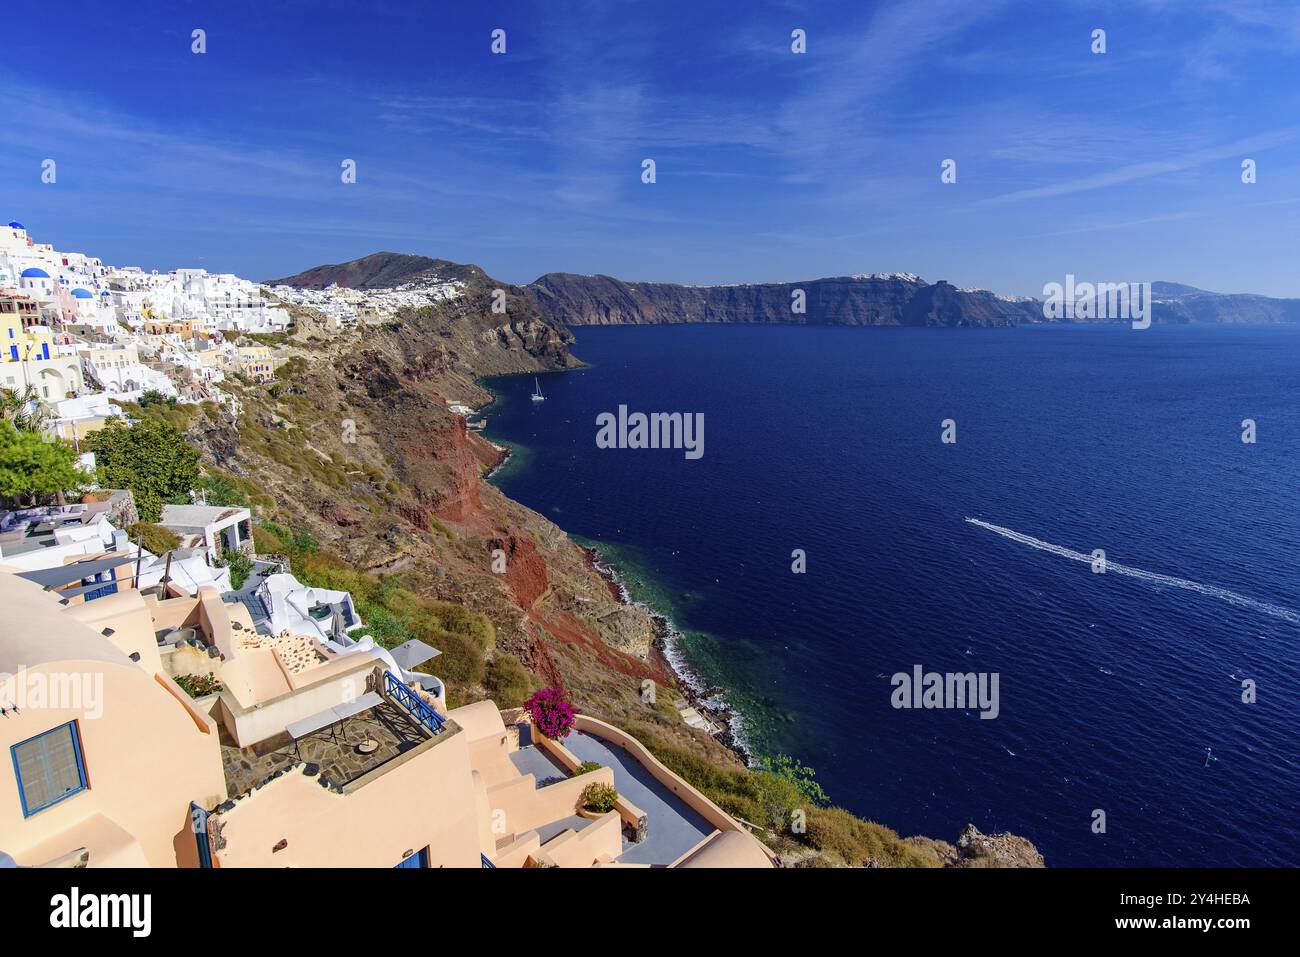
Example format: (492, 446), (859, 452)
(37, 366), (66, 400)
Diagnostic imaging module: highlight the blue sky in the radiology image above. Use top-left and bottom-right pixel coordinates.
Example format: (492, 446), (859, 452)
(5, 0), (1300, 295)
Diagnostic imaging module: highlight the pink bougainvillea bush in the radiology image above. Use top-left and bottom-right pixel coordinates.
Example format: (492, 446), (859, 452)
(525, 686), (576, 739)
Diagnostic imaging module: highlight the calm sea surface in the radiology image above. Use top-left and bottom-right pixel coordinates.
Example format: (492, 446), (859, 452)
(484, 324), (1300, 866)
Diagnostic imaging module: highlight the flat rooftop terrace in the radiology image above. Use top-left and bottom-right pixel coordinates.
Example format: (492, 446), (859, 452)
(220, 699), (428, 796)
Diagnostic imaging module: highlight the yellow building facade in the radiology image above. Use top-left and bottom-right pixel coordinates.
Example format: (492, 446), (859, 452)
(1, 294), (83, 400)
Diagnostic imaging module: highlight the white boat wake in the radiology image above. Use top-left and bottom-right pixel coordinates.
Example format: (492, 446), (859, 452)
(965, 517), (1300, 625)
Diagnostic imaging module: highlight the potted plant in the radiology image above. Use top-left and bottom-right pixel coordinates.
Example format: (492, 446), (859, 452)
(175, 672), (223, 699)
(579, 782), (618, 819)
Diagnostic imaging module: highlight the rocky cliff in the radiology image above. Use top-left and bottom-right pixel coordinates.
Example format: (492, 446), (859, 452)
(268, 251), (1300, 327)
(198, 272), (644, 672)
(525, 272), (1042, 327)
(1151, 281), (1300, 324)
(525, 272), (1300, 327)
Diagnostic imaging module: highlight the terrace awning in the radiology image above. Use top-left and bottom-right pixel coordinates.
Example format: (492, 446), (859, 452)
(285, 691), (384, 755)
(55, 580), (124, 602)
(331, 691), (383, 724)
(389, 639), (441, 672)
(16, 553), (137, 590)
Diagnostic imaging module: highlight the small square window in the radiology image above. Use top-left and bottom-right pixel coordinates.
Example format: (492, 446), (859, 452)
(11, 721), (88, 816)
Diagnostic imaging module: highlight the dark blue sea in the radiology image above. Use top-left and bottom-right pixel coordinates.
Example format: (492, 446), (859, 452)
(484, 324), (1300, 867)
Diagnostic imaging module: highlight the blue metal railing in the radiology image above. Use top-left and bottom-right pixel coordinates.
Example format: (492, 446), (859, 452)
(384, 670), (446, 735)
(481, 853), (495, 869)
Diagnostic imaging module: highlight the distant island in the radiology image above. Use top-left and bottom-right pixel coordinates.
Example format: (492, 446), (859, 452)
(268, 252), (1300, 328)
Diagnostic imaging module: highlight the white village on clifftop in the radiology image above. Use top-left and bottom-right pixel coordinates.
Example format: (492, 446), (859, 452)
(1, 220), (467, 429)
(0, 220), (775, 870)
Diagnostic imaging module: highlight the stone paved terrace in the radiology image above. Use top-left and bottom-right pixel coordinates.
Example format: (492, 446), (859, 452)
(220, 699), (427, 795)
(563, 729), (715, 865)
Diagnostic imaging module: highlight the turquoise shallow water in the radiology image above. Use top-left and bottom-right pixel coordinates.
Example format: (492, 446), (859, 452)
(484, 323), (1300, 866)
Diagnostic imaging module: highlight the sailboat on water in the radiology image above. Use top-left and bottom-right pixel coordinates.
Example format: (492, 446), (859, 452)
(530, 377), (545, 402)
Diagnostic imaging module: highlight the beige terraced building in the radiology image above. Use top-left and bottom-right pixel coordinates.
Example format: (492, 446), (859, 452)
(0, 570), (774, 868)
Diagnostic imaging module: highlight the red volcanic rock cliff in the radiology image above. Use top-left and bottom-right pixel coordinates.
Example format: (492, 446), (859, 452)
(425, 413), (483, 525)
(489, 534), (549, 609)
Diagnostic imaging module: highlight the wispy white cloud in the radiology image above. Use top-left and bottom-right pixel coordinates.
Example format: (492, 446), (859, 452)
(981, 125), (1300, 204)
(772, 0), (1014, 175)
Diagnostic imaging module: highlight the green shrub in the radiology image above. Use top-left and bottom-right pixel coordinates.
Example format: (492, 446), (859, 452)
(419, 628), (485, 687)
(752, 769), (808, 831)
(428, 600), (495, 652)
(758, 754), (829, 808)
(111, 398), (197, 432)
(127, 522), (181, 555)
(223, 549), (254, 590)
(274, 355), (307, 378)
(251, 523), (286, 554)
(0, 421), (92, 507)
(87, 418), (198, 521)
(245, 331), (292, 348)
(198, 473), (249, 508)
(202, 470), (274, 510)
(572, 761), (603, 776)
(581, 782), (619, 814)
(137, 390), (175, 409)
(355, 602), (414, 647)
(803, 807), (942, 868)
(483, 654), (533, 708)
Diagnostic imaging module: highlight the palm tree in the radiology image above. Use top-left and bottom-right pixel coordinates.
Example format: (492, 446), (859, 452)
(0, 385), (49, 433)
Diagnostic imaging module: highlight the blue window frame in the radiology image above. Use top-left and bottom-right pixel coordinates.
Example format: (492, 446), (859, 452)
(11, 721), (88, 817)
(8, 345), (16, 360)
(395, 847), (429, 868)
(40, 342), (49, 360)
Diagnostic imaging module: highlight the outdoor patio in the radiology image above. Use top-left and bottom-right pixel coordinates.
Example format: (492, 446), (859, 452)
(563, 730), (716, 866)
(219, 699), (427, 795)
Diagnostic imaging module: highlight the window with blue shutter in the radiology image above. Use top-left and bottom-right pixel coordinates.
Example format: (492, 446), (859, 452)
(11, 721), (88, 817)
